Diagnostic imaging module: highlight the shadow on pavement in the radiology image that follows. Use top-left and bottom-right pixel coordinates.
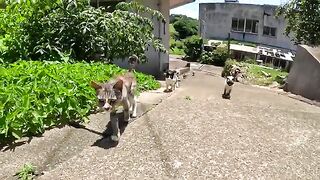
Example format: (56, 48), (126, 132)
(91, 112), (129, 149)
(0, 137), (33, 152)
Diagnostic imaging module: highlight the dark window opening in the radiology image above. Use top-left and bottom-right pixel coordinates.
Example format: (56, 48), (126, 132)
(232, 18), (238, 31)
(263, 26), (277, 37)
(245, 19), (258, 33)
(238, 19), (245, 31)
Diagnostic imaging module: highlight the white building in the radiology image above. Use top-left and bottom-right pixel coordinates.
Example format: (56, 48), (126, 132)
(92, 0), (195, 78)
(199, 3), (297, 52)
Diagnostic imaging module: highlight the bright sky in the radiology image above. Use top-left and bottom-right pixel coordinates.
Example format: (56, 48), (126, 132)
(170, 0), (288, 19)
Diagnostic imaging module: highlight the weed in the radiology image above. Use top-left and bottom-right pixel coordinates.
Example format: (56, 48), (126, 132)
(15, 163), (36, 180)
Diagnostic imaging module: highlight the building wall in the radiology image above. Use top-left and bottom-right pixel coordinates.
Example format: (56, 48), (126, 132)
(199, 3), (296, 51)
(113, 0), (170, 78)
(287, 45), (320, 101)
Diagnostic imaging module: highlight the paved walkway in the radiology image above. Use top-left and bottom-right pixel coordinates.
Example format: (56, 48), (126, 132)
(1, 69), (320, 179)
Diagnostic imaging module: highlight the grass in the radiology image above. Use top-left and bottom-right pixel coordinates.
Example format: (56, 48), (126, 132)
(223, 59), (288, 86)
(246, 64), (288, 86)
(170, 47), (185, 56)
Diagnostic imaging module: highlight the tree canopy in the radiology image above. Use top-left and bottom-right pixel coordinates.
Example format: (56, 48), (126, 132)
(277, 0), (320, 46)
(170, 14), (199, 39)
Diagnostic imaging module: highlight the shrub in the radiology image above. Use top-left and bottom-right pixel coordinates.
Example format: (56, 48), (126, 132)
(0, 61), (160, 141)
(172, 16), (198, 39)
(183, 35), (203, 61)
(0, 1), (166, 62)
(169, 24), (179, 40)
(244, 58), (256, 64)
(199, 51), (214, 64)
(221, 59), (239, 77)
(199, 47), (229, 66)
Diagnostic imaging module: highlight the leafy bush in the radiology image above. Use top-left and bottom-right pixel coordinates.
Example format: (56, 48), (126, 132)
(221, 59), (239, 77)
(200, 47), (229, 66)
(183, 35), (203, 61)
(170, 39), (185, 55)
(0, 61), (160, 141)
(0, 0), (166, 62)
(277, 0), (320, 46)
(173, 16), (198, 39)
(244, 58), (256, 64)
(169, 24), (179, 40)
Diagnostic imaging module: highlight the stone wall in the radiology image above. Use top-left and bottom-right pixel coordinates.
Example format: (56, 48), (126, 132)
(286, 45), (320, 101)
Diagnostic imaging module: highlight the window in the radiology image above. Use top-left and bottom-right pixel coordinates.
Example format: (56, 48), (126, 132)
(231, 18), (245, 32)
(245, 19), (259, 33)
(231, 18), (258, 33)
(263, 26), (277, 37)
(232, 18), (238, 30)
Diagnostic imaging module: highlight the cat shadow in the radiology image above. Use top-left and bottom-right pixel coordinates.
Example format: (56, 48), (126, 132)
(91, 112), (129, 149)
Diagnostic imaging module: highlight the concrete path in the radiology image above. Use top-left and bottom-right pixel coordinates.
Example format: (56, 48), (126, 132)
(1, 69), (320, 179)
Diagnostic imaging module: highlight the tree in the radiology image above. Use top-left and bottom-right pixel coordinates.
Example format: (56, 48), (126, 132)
(0, 0), (5, 8)
(0, 0), (166, 62)
(183, 35), (203, 60)
(277, 0), (320, 46)
(172, 15), (198, 39)
(170, 14), (189, 24)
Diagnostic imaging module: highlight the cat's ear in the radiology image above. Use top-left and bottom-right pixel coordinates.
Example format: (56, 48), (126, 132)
(90, 81), (102, 89)
(113, 79), (123, 91)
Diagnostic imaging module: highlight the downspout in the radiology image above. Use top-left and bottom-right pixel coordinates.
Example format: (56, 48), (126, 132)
(157, 0), (162, 78)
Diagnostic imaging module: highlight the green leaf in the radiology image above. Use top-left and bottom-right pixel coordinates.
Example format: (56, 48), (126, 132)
(11, 128), (22, 139)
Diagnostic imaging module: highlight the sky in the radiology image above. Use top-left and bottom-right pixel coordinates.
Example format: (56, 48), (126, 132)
(170, 0), (288, 19)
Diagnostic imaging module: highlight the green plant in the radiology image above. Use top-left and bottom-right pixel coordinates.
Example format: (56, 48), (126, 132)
(244, 58), (256, 64)
(0, 61), (160, 141)
(170, 39), (185, 56)
(275, 74), (287, 85)
(183, 35), (203, 61)
(0, 1), (166, 62)
(185, 96), (191, 100)
(277, 0), (320, 46)
(172, 15), (198, 39)
(221, 59), (239, 77)
(246, 64), (288, 86)
(169, 24), (179, 40)
(200, 47), (228, 66)
(15, 163), (36, 180)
